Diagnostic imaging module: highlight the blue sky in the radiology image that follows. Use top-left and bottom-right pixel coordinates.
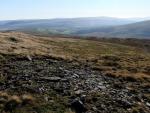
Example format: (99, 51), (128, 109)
(0, 0), (149, 20)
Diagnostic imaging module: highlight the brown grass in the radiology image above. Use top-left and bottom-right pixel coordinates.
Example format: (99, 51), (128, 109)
(0, 92), (34, 112)
(0, 31), (150, 80)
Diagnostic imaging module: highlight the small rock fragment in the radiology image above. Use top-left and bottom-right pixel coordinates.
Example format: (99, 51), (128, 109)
(40, 77), (61, 82)
(146, 102), (150, 107)
(27, 55), (32, 61)
(75, 90), (84, 96)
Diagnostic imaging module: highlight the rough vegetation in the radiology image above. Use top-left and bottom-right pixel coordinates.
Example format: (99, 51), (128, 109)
(0, 32), (150, 113)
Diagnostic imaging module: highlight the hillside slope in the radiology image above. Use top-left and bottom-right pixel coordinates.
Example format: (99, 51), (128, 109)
(0, 31), (150, 78)
(0, 32), (150, 113)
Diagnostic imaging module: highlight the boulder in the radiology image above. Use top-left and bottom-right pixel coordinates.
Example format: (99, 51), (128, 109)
(71, 98), (87, 113)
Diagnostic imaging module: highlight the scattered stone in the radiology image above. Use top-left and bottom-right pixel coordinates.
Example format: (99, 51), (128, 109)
(75, 90), (85, 96)
(92, 107), (97, 112)
(27, 55), (32, 61)
(73, 73), (80, 78)
(117, 99), (133, 108)
(98, 85), (106, 90)
(60, 78), (68, 82)
(146, 102), (150, 107)
(0, 56), (149, 113)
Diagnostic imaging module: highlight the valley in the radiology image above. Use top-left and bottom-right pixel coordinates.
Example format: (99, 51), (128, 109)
(1, 17), (150, 38)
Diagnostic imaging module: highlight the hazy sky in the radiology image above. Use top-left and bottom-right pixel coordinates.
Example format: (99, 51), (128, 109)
(0, 0), (149, 20)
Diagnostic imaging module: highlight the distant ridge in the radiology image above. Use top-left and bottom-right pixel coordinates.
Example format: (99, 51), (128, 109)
(76, 20), (150, 39)
(0, 17), (150, 38)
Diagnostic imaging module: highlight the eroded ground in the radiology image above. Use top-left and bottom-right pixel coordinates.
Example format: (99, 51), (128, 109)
(0, 55), (150, 113)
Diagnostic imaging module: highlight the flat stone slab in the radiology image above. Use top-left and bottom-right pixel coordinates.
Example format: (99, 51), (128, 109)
(40, 77), (61, 82)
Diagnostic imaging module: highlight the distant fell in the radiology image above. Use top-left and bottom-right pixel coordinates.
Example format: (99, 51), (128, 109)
(0, 17), (150, 38)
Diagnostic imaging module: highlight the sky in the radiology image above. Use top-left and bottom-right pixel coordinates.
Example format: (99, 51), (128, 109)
(0, 0), (150, 20)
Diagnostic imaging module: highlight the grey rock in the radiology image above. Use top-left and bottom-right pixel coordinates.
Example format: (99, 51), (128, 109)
(71, 98), (87, 113)
(75, 90), (85, 96)
(40, 77), (61, 82)
(98, 85), (106, 90)
(27, 55), (32, 61)
(146, 102), (150, 107)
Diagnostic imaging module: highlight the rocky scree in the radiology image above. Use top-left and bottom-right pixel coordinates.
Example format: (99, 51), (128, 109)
(0, 55), (150, 113)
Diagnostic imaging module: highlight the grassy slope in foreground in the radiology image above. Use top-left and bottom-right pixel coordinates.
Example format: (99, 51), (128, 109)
(0, 32), (150, 113)
(0, 32), (150, 80)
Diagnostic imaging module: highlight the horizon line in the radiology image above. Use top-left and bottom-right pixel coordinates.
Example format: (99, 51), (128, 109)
(0, 16), (150, 21)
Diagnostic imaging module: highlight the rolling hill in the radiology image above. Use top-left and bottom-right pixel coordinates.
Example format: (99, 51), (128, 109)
(76, 20), (150, 38)
(0, 17), (140, 36)
(0, 17), (150, 38)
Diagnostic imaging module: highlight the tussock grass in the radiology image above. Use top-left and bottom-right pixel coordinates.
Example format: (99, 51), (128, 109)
(0, 92), (34, 112)
(0, 32), (150, 80)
